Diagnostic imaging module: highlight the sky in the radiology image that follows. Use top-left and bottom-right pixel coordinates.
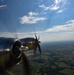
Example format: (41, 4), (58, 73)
(0, 0), (74, 42)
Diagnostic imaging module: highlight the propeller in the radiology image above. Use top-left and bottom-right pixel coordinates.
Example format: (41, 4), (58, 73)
(34, 32), (41, 55)
(1, 40), (31, 75)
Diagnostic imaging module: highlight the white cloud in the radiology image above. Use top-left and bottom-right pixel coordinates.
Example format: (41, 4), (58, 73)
(0, 32), (17, 38)
(55, 0), (61, 4)
(45, 20), (74, 32)
(39, 4), (49, 10)
(39, 4), (59, 11)
(0, 5), (7, 10)
(28, 11), (38, 16)
(57, 10), (63, 13)
(39, 0), (67, 12)
(66, 20), (74, 23)
(20, 11), (46, 24)
(39, 0), (61, 11)
(50, 4), (59, 10)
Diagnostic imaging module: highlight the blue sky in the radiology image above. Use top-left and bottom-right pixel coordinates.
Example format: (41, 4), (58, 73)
(0, 0), (74, 42)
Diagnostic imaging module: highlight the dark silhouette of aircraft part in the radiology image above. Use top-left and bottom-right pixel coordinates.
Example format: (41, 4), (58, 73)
(34, 33), (41, 55)
(0, 38), (31, 75)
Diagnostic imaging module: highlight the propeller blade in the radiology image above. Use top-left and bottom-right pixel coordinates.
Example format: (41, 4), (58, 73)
(34, 30), (41, 54)
(34, 41), (41, 55)
(21, 52), (31, 75)
(37, 43), (41, 54)
(35, 33), (37, 40)
(34, 32), (40, 42)
(38, 35), (40, 41)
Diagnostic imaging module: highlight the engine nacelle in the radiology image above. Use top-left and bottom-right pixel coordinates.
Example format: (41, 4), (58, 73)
(0, 38), (22, 72)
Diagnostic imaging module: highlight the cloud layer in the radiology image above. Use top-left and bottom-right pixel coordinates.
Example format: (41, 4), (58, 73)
(45, 20), (74, 32)
(20, 11), (46, 24)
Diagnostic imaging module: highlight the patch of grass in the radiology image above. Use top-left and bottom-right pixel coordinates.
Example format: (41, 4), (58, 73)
(59, 68), (74, 75)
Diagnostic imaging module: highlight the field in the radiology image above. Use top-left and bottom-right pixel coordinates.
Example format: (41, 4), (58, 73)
(28, 41), (74, 75)
(0, 41), (74, 75)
